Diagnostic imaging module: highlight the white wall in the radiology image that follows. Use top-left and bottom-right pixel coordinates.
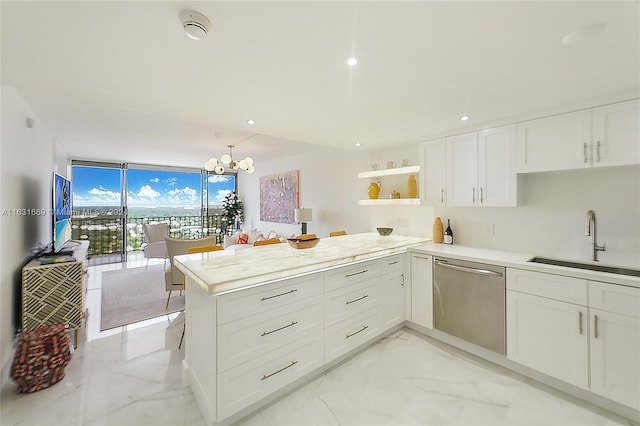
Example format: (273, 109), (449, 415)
(0, 86), (60, 383)
(432, 166), (640, 266)
(238, 146), (370, 238)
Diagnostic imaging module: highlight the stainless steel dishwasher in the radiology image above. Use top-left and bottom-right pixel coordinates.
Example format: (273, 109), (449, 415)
(433, 257), (506, 354)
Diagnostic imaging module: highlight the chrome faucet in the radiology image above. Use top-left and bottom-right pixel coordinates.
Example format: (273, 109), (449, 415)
(585, 210), (606, 261)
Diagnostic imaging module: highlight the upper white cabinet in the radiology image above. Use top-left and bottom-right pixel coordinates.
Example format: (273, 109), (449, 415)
(517, 99), (640, 173)
(592, 99), (640, 168)
(446, 124), (517, 207)
(446, 132), (478, 206)
(421, 138), (446, 206)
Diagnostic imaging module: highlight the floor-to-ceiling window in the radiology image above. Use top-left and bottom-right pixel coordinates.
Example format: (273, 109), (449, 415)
(71, 161), (236, 264)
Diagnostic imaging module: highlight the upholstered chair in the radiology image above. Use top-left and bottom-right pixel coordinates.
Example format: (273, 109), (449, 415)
(142, 223), (169, 267)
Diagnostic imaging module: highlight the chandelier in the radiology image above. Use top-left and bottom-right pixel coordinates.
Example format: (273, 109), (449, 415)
(204, 145), (255, 174)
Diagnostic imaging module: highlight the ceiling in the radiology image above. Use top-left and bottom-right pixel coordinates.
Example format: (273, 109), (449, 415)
(2, 1), (639, 168)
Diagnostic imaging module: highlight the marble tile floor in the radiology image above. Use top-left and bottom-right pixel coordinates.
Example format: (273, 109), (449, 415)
(1, 257), (635, 426)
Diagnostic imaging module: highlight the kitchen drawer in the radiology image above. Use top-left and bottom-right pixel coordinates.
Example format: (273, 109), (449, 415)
(217, 336), (323, 421)
(589, 281), (640, 318)
(324, 279), (380, 327)
(507, 268), (587, 305)
(218, 296), (323, 372)
(325, 306), (382, 363)
(218, 273), (323, 324)
(324, 259), (381, 292)
(380, 254), (403, 277)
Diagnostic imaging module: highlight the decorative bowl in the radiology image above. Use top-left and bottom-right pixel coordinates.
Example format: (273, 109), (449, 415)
(376, 227), (394, 236)
(287, 237), (320, 249)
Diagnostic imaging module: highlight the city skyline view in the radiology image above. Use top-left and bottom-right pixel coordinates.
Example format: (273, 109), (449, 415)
(71, 166), (236, 209)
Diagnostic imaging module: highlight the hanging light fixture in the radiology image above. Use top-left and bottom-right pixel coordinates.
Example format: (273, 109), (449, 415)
(204, 145), (255, 174)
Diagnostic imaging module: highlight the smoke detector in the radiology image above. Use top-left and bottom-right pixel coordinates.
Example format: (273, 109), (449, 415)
(179, 10), (211, 40)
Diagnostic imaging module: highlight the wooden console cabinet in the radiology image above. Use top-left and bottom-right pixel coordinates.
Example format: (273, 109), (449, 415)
(21, 241), (89, 347)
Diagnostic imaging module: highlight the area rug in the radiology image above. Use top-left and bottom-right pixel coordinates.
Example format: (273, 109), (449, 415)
(100, 264), (184, 331)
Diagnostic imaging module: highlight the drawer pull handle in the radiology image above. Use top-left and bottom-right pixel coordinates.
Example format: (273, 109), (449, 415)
(594, 314), (599, 339)
(261, 360), (298, 381)
(261, 321), (298, 337)
(388, 261), (399, 266)
(578, 311), (583, 335)
(346, 325), (369, 339)
(584, 142), (588, 163)
(345, 269), (368, 278)
(261, 289), (297, 301)
(345, 295), (368, 305)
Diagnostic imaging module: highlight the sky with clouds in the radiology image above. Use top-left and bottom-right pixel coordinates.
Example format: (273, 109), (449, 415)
(71, 166), (235, 207)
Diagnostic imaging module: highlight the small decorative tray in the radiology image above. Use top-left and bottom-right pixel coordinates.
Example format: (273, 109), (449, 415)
(287, 237), (320, 249)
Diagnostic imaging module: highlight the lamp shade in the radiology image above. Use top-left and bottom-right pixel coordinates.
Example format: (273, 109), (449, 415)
(294, 208), (312, 223)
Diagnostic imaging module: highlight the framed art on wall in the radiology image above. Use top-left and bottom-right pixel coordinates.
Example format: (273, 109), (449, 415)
(259, 170), (299, 223)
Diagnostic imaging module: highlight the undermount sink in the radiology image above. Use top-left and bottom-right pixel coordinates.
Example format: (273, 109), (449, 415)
(528, 257), (640, 278)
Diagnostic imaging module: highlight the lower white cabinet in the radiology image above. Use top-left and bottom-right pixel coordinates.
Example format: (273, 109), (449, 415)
(325, 307), (382, 362)
(217, 336), (324, 420)
(507, 268), (640, 410)
(380, 254), (405, 329)
(410, 253), (433, 328)
(506, 290), (589, 389)
(192, 254), (407, 423)
(589, 281), (640, 410)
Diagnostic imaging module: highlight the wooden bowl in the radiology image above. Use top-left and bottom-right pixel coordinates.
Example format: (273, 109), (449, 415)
(376, 227), (394, 236)
(287, 237), (320, 249)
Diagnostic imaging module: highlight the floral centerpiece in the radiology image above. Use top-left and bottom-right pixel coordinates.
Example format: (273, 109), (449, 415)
(221, 191), (244, 233)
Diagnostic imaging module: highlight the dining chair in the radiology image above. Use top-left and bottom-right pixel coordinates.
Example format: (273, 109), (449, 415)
(164, 236), (218, 309)
(253, 238), (282, 246)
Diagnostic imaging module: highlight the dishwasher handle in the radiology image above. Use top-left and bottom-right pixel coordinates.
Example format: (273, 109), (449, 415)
(435, 260), (503, 277)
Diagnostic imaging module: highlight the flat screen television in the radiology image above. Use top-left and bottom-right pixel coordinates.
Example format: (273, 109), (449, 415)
(53, 173), (72, 253)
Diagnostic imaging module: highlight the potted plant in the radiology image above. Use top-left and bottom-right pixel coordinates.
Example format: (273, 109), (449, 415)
(221, 192), (243, 234)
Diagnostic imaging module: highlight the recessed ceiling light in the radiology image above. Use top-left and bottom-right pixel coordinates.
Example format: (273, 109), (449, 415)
(345, 56), (360, 67)
(460, 115), (470, 122)
(247, 119), (256, 126)
(354, 141), (362, 147)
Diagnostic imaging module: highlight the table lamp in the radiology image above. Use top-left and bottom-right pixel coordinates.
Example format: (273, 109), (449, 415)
(294, 208), (312, 235)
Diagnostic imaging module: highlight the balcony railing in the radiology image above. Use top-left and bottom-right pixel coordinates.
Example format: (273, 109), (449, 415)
(71, 214), (231, 259)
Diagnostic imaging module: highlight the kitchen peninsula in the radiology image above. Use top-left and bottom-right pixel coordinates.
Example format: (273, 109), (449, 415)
(174, 233), (428, 425)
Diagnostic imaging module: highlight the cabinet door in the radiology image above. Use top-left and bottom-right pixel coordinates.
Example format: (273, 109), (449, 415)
(422, 138), (446, 205)
(410, 254), (433, 329)
(381, 274), (404, 329)
(592, 99), (640, 168)
(506, 290), (588, 389)
(590, 309), (640, 410)
(478, 125), (517, 206)
(516, 110), (591, 173)
(446, 132), (478, 206)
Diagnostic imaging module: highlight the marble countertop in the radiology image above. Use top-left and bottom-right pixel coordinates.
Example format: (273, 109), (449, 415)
(175, 233), (429, 295)
(409, 243), (640, 288)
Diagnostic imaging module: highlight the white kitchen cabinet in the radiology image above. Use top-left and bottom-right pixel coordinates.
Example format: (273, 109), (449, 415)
(446, 132), (478, 206)
(446, 125), (517, 207)
(506, 289), (589, 389)
(478, 125), (517, 206)
(591, 99), (640, 168)
(421, 138), (446, 206)
(517, 99), (640, 173)
(410, 253), (433, 329)
(516, 110), (591, 173)
(589, 281), (640, 410)
(380, 255), (404, 329)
